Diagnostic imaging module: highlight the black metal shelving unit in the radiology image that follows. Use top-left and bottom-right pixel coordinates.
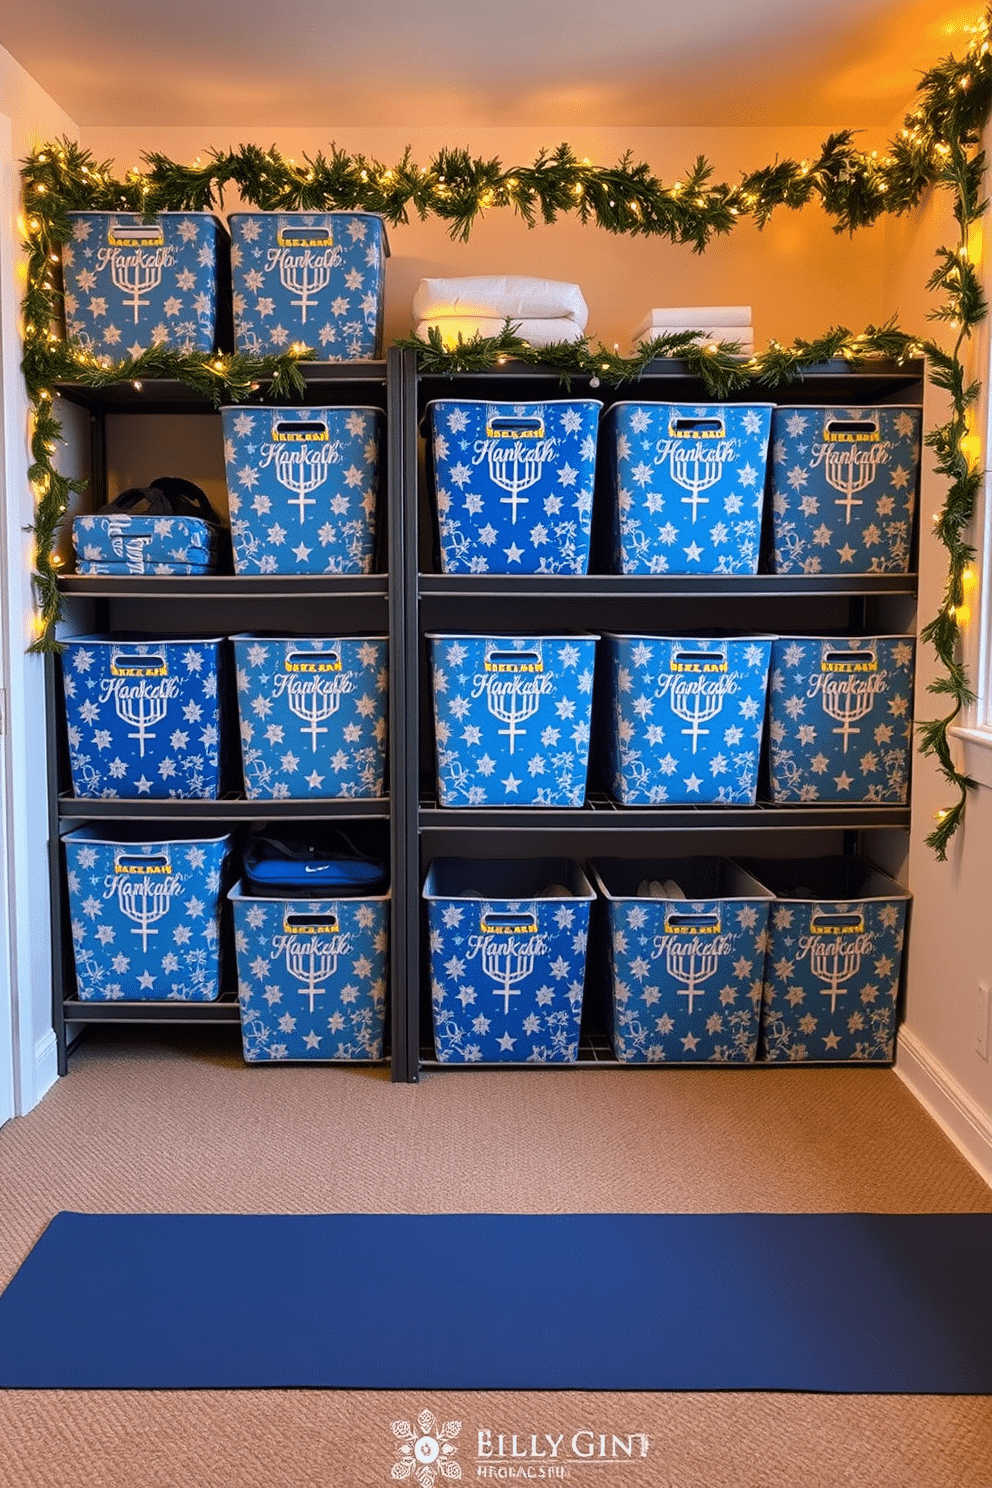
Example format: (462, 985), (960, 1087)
(49, 353), (409, 1076)
(48, 350), (924, 1082)
(398, 350), (924, 1078)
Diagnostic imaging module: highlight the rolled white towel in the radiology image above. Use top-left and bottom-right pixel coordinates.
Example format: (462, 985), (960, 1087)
(414, 275), (588, 329)
(632, 306), (752, 338)
(415, 317), (586, 348)
(634, 325), (755, 349)
(636, 878), (686, 899)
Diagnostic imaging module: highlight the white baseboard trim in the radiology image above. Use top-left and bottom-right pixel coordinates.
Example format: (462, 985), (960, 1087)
(28, 1027), (59, 1113)
(896, 1026), (992, 1191)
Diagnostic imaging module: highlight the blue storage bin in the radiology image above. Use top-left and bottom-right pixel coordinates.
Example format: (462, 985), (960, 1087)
(60, 634), (226, 799)
(229, 881), (388, 1062)
(427, 633), (598, 807)
(221, 404), (382, 575)
(767, 636), (915, 803)
(590, 857), (774, 1063)
(62, 211), (228, 355)
(769, 405), (922, 574)
(744, 856), (910, 1063)
(423, 857), (595, 1063)
(232, 634), (387, 800)
(64, 825), (232, 1002)
(425, 399), (601, 573)
(72, 514), (217, 575)
(599, 634), (773, 805)
(599, 400), (773, 574)
(229, 212), (388, 359)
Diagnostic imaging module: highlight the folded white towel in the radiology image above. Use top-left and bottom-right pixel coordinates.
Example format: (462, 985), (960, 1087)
(632, 306), (752, 338)
(413, 276), (588, 329)
(415, 317), (586, 348)
(633, 328), (755, 353)
(636, 319), (752, 342)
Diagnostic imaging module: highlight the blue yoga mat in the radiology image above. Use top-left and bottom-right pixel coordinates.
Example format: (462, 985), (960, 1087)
(1, 1211), (991, 1391)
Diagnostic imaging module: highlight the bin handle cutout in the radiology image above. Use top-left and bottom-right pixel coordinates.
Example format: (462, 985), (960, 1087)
(821, 648), (878, 673)
(276, 225), (334, 247)
(671, 648), (728, 673)
(284, 650), (341, 673)
(110, 651), (167, 676)
(283, 912), (341, 934)
(486, 415), (545, 438)
(273, 420), (329, 442)
(810, 910), (865, 934)
(669, 416), (725, 438)
(107, 222), (164, 246)
(480, 912), (539, 935)
(824, 418), (879, 442)
(484, 649), (543, 673)
(114, 853), (171, 875)
(663, 911), (722, 934)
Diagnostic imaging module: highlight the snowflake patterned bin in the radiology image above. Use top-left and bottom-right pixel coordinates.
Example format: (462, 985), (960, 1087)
(425, 399), (601, 573)
(232, 634), (388, 800)
(64, 825), (232, 1002)
(229, 212), (388, 360)
(221, 404), (383, 575)
(590, 857), (774, 1063)
(423, 857), (594, 1063)
(767, 636), (915, 804)
(72, 513), (219, 576)
(229, 882), (388, 1062)
(769, 405), (922, 574)
(62, 211), (229, 356)
(741, 856), (911, 1063)
(60, 634), (227, 800)
(598, 634), (773, 805)
(427, 633), (598, 807)
(598, 401), (774, 574)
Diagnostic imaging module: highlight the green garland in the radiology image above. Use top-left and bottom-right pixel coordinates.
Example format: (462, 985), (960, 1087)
(17, 10), (992, 854)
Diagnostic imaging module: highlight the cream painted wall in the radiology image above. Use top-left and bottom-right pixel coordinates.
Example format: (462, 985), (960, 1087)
(0, 45), (78, 1113)
(881, 149), (992, 1182)
(82, 124), (902, 350)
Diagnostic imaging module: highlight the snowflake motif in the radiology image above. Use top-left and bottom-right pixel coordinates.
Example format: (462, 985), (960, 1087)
(391, 1410), (462, 1485)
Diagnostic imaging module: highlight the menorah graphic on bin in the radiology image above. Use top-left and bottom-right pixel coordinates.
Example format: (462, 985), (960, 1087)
(110, 252), (164, 325)
(484, 649), (544, 755)
(277, 256), (332, 324)
(822, 420), (882, 522)
(284, 659), (344, 750)
(115, 866), (173, 953)
(485, 413), (547, 524)
(809, 939), (863, 1013)
(111, 653), (169, 757)
(480, 911), (539, 1015)
(819, 654), (877, 750)
(273, 444), (326, 522)
(666, 425), (726, 521)
(669, 658), (727, 752)
(283, 915), (341, 1014)
(672, 688), (724, 751)
(664, 926), (720, 1014)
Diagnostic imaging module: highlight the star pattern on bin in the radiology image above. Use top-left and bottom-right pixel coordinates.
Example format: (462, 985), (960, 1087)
(430, 400), (600, 575)
(608, 401), (772, 575)
(770, 406), (921, 575)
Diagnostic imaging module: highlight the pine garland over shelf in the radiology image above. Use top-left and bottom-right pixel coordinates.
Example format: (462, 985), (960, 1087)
(17, 9), (992, 855)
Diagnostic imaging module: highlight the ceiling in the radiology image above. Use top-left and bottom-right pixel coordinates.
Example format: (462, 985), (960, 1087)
(0, 0), (980, 129)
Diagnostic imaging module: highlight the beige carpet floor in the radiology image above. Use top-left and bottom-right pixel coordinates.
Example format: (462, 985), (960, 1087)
(1, 1025), (991, 1488)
